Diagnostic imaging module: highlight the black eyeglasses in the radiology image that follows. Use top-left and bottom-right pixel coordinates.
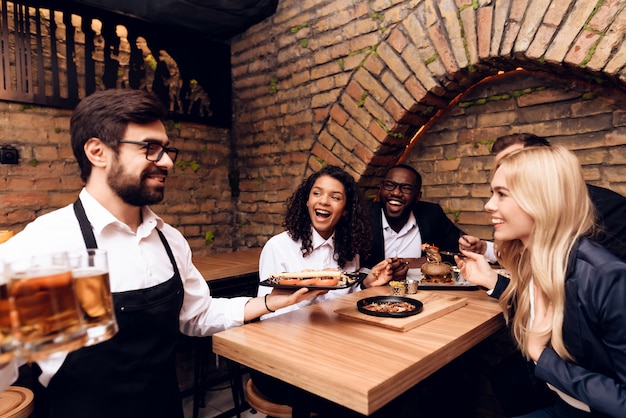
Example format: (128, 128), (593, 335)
(118, 140), (179, 163)
(382, 180), (416, 194)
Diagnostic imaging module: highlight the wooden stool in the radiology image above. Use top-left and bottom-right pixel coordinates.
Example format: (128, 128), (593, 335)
(0, 386), (34, 418)
(245, 379), (293, 418)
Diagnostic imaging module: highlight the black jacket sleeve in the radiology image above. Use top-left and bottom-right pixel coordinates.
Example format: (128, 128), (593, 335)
(587, 184), (626, 263)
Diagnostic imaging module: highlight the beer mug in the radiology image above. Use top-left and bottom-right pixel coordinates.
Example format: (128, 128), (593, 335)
(0, 260), (18, 366)
(68, 249), (117, 346)
(7, 252), (87, 360)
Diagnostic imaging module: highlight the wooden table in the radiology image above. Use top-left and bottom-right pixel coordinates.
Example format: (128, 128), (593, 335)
(213, 285), (504, 416)
(193, 248), (262, 282)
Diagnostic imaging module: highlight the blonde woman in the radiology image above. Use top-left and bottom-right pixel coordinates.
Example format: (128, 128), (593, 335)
(456, 146), (626, 417)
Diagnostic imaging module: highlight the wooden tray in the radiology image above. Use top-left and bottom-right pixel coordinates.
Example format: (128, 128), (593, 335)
(335, 292), (467, 332)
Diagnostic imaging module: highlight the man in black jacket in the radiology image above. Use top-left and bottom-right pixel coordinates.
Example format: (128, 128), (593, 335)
(362, 164), (465, 280)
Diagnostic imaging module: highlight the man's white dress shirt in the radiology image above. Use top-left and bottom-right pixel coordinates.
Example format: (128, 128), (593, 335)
(0, 188), (249, 388)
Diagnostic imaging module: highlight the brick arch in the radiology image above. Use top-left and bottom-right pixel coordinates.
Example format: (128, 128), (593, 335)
(310, 0), (626, 188)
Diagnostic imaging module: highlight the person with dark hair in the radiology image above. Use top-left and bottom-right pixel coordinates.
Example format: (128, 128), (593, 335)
(460, 133), (626, 263)
(257, 165), (393, 317)
(0, 89), (322, 418)
(362, 164), (465, 280)
(251, 165), (395, 414)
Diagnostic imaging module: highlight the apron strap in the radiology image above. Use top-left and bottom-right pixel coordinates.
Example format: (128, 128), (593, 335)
(157, 229), (180, 278)
(73, 198), (98, 249)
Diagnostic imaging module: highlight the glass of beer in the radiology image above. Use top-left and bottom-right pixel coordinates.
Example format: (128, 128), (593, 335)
(68, 249), (117, 346)
(7, 252), (87, 360)
(0, 260), (18, 366)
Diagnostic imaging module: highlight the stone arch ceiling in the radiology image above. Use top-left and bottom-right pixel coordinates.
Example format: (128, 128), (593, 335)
(313, 0), (626, 189)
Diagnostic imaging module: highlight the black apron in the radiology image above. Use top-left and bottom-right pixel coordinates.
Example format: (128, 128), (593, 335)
(45, 199), (185, 418)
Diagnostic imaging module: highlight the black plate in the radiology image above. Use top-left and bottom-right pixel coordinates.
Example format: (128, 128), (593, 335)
(259, 272), (367, 290)
(357, 296), (423, 318)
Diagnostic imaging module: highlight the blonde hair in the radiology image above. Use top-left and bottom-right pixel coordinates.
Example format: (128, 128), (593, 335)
(494, 146), (595, 361)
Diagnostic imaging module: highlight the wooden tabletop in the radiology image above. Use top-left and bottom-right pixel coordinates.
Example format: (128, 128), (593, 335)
(193, 248), (261, 281)
(213, 286), (504, 416)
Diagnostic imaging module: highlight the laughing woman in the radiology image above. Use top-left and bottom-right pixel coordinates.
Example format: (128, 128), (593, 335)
(257, 165), (392, 318)
(457, 146), (626, 417)
(252, 165), (396, 416)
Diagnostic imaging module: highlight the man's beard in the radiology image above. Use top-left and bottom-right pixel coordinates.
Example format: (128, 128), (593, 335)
(108, 164), (166, 207)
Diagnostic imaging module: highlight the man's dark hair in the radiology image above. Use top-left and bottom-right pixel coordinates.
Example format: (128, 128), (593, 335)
(385, 164), (423, 192)
(70, 89), (167, 182)
(284, 165), (371, 268)
(491, 133), (550, 154)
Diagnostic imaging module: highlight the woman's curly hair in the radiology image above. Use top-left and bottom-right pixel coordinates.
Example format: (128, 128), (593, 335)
(284, 166), (371, 269)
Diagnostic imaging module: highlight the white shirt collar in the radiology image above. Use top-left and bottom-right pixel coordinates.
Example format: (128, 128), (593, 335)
(381, 208), (417, 235)
(79, 188), (164, 236)
(310, 227), (335, 251)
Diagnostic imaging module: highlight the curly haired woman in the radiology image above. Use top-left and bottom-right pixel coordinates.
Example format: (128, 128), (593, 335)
(457, 146), (626, 417)
(257, 165), (392, 319)
(251, 165), (397, 416)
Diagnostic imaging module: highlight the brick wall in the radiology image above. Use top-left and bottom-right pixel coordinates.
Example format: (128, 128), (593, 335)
(0, 102), (234, 256)
(2, 0), (626, 256)
(404, 70), (626, 241)
(231, 0), (626, 248)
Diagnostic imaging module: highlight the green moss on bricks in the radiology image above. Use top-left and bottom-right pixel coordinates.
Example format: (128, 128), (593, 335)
(268, 74), (278, 94)
(425, 53), (438, 65)
(164, 120), (182, 133)
(204, 231), (215, 244)
(456, 87), (547, 109)
(290, 22), (308, 34)
(357, 92), (368, 107)
(315, 156), (328, 167)
(580, 35), (603, 69)
(456, 5), (474, 72)
(18, 104), (37, 111)
(445, 210), (461, 223)
(370, 11), (384, 23)
(374, 119), (403, 138)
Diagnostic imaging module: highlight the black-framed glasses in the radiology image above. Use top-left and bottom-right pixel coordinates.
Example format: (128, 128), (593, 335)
(382, 180), (416, 194)
(118, 140), (179, 163)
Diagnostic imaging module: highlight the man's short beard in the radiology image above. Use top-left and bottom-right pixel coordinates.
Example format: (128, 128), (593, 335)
(108, 164), (165, 207)
(114, 180), (164, 206)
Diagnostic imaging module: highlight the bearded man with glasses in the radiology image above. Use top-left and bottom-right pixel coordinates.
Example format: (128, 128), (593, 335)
(362, 164), (466, 281)
(0, 89), (321, 418)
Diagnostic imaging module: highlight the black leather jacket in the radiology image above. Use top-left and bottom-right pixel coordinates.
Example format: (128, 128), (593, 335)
(492, 238), (626, 417)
